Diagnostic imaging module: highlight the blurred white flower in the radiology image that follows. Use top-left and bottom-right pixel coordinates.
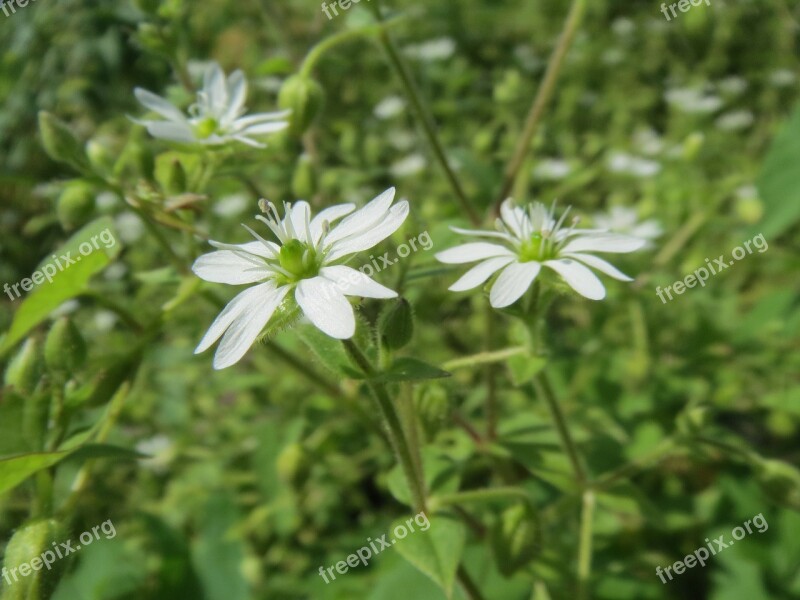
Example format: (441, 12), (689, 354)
(533, 159), (572, 181)
(436, 200), (644, 306)
(193, 188), (408, 369)
(134, 63), (289, 148)
(769, 69), (796, 87)
(593, 206), (662, 248)
(715, 110), (754, 131)
(114, 212), (145, 244)
(374, 96), (406, 119)
(213, 193), (250, 218)
(607, 152), (661, 177)
(632, 128), (664, 156)
(611, 17), (635, 37)
(404, 38), (456, 61)
(390, 154), (426, 178)
(664, 87), (723, 114)
(136, 435), (175, 473)
(717, 76), (748, 97)
(93, 310), (118, 332)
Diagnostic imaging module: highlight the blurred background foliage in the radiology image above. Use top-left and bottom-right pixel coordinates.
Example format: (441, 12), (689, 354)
(1, 0), (799, 598)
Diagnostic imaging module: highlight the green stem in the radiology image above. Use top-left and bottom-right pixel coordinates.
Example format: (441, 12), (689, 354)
(442, 346), (527, 371)
(491, 0), (586, 213)
(484, 304), (498, 440)
(577, 490), (595, 600)
(369, 0), (480, 225)
(531, 372), (586, 485)
(342, 339), (428, 512)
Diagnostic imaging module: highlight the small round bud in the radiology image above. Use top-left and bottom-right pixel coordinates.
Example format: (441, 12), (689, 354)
(4, 338), (41, 395)
(57, 182), (95, 230)
(44, 318), (87, 374)
(3, 518), (69, 600)
(86, 140), (115, 176)
(278, 75), (324, 136)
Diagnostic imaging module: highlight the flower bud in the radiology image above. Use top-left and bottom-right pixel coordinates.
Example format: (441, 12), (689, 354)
(86, 139), (115, 176)
(4, 338), (41, 395)
(2, 519), (69, 600)
(291, 154), (317, 200)
(756, 459), (800, 510)
(38, 112), (88, 171)
(278, 75), (324, 136)
(44, 318), (87, 374)
(56, 182), (95, 230)
(276, 443), (311, 486)
(490, 503), (541, 576)
(378, 298), (414, 351)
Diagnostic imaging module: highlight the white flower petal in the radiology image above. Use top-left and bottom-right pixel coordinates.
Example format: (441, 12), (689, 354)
(500, 200), (527, 238)
(562, 234), (645, 254)
(240, 121), (288, 135)
(235, 110), (292, 127)
(449, 256), (516, 292)
(325, 187), (396, 245)
(143, 121), (196, 143)
(209, 239), (279, 259)
(204, 63), (228, 113)
(489, 261), (541, 308)
(321, 265), (397, 298)
(296, 277), (355, 339)
(134, 88), (187, 122)
(224, 70), (247, 123)
(195, 281), (279, 354)
(435, 242), (515, 264)
(449, 226), (516, 243)
(310, 203), (356, 244)
(213, 285), (290, 369)
(192, 250), (272, 284)
(285, 201), (312, 243)
(545, 259), (606, 300)
(325, 200), (409, 261)
(563, 253), (633, 281)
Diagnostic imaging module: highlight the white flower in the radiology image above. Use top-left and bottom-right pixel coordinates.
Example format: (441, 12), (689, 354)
(134, 62), (289, 148)
(664, 87), (723, 114)
(532, 158), (572, 181)
(593, 206), (662, 248)
(436, 200), (645, 307)
(193, 188), (409, 369)
(607, 152), (661, 178)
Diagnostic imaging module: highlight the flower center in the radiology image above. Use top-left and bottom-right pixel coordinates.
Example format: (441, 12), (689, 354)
(194, 117), (218, 139)
(278, 239), (319, 281)
(519, 233), (549, 262)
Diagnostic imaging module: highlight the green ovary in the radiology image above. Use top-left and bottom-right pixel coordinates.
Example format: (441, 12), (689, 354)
(519, 233), (549, 262)
(194, 117), (218, 139)
(278, 239), (320, 281)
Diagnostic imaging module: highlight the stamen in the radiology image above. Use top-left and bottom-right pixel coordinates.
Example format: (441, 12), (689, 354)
(243, 223), (281, 250)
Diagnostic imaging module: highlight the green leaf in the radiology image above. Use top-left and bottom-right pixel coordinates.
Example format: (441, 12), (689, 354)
(507, 353), (547, 386)
(392, 514), (466, 599)
(0, 389), (30, 457)
(296, 325), (360, 377)
(0, 217), (121, 355)
(374, 358), (451, 383)
(753, 102), (800, 239)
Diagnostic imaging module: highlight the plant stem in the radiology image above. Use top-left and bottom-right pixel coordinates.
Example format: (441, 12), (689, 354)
(532, 372), (586, 485)
(484, 304), (498, 440)
(577, 490), (595, 600)
(442, 346), (527, 371)
(342, 339), (428, 512)
(491, 0), (586, 214)
(369, 1), (481, 225)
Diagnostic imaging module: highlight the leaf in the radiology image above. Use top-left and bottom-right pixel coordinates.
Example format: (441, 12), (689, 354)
(753, 102), (800, 239)
(374, 358), (451, 383)
(0, 389), (29, 457)
(0, 444), (140, 497)
(296, 325), (360, 377)
(392, 514), (466, 599)
(507, 353), (547, 386)
(0, 217), (121, 355)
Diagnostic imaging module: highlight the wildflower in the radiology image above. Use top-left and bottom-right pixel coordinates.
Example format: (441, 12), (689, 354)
(193, 188), (408, 369)
(593, 206), (662, 248)
(436, 200), (644, 307)
(134, 62), (289, 148)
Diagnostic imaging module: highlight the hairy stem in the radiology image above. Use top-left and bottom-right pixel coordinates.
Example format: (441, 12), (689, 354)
(577, 490), (595, 600)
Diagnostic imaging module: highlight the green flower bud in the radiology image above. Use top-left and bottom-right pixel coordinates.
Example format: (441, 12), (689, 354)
(378, 298), (414, 351)
(756, 459), (800, 510)
(4, 339), (41, 395)
(415, 383), (450, 439)
(276, 443), (311, 486)
(2, 518), (69, 600)
(278, 75), (324, 136)
(85, 140), (115, 176)
(44, 318), (87, 374)
(490, 503), (541, 576)
(38, 112), (88, 172)
(56, 182), (95, 230)
(291, 154), (317, 200)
